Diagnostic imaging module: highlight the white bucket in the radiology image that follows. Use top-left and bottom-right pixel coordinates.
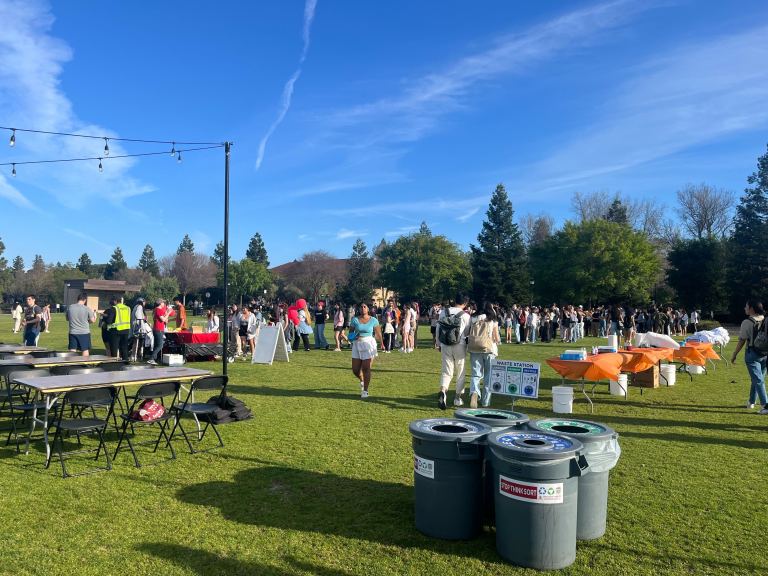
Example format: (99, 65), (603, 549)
(660, 364), (677, 386)
(609, 374), (628, 396)
(686, 364), (705, 375)
(552, 386), (574, 414)
(607, 335), (618, 349)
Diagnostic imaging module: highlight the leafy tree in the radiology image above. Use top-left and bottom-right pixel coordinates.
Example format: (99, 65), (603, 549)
(138, 244), (160, 276)
(667, 238), (728, 313)
(11, 255), (24, 274)
(605, 198), (629, 225)
(141, 276), (180, 305)
(378, 229), (471, 304)
(470, 184), (529, 306)
(245, 232), (270, 267)
(338, 239), (375, 304)
(727, 144), (768, 316)
(177, 234), (195, 255)
(0, 237), (9, 296)
(520, 213), (555, 248)
(104, 247), (127, 279)
(529, 219), (660, 305)
(0, 237), (6, 270)
(76, 253), (92, 276)
(219, 258), (272, 306)
(211, 241), (228, 270)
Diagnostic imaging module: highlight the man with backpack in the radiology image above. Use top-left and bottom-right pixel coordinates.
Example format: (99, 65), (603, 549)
(730, 299), (768, 414)
(436, 293), (472, 410)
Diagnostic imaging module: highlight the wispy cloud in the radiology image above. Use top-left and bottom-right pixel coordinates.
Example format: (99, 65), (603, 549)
(0, 174), (36, 209)
(335, 228), (366, 240)
(456, 207), (480, 223)
(255, 0), (318, 170)
(330, 194), (490, 219)
(384, 225), (419, 238)
(324, 0), (654, 145)
(0, 0), (156, 209)
(525, 24), (768, 194)
(62, 227), (114, 252)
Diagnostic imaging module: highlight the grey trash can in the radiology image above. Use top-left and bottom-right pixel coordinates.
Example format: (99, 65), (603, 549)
(489, 430), (588, 570)
(409, 418), (492, 540)
(529, 418), (621, 540)
(454, 409), (530, 526)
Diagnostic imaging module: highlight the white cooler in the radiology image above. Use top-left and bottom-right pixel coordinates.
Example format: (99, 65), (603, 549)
(162, 353), (184, 366)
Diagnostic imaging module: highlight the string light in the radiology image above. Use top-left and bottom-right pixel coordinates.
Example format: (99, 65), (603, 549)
(9, 129), (15, 147)
(177, 151), (182, 163)
(11, 163), (16, 177)
(170, 142), (176, 156)
(0, 125), (221, 146)
(103, 137), (110, 156)
(98, 158), (103, 173)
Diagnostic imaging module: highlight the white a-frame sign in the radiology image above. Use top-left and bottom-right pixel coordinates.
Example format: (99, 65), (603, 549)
(251, 325), (290, 365)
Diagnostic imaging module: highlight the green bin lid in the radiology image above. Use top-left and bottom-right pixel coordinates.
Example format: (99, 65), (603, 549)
(529, 419), (617, 443)
(409, 418), (491, 443)
(489, 430), (583, 460)
(454, 408), (529, 428)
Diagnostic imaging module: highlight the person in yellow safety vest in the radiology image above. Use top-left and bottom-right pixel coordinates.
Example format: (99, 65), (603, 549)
(106, 296), (132, 360)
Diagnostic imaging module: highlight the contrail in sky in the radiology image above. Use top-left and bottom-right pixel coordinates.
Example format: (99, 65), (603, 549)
(255, 0), (317, 170)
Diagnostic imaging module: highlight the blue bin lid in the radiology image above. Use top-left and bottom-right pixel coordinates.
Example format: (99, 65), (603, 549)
(489, 430), (583, 460)
(529, 419), (617, 443)
(409, 418), (491, 443)
(454, 408), (529, 427)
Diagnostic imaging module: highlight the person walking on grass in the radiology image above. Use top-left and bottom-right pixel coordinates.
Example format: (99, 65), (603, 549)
(22, 294), (43, 346)
(349, 302), (383, 399)
(436, 293), (471, 410)
(332, 303), (349, 351)
(468, 302), (500, 408)
(11, 301), (22, 334)
(730, 299), (768, 414)
(66, 292), (96, 357)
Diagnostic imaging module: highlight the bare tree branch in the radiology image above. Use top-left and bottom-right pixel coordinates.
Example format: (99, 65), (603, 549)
(676, 183), (735, 239)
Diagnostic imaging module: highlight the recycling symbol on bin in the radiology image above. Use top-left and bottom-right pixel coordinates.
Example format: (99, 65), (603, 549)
(524, 385), (534, 396)
(508, 383), (518, 394)
(539, 487), (546, 495)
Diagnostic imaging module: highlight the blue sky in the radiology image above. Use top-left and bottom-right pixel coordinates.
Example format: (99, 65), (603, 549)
(1, 0), (768, 268)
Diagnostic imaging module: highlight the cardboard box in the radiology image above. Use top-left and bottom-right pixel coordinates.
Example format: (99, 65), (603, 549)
(162, 354), (184, 366)
(633, 365), (659, 388)
(191, 325), (203, 333)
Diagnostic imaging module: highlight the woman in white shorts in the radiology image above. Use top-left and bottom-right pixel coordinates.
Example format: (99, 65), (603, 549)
(349, 303), (384, 399)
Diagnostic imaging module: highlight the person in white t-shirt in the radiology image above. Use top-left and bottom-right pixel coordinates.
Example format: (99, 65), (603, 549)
(468, 302), (500, 408)
(436, 293), (472, 409)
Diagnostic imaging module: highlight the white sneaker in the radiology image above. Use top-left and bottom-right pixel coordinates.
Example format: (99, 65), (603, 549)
(147, 359), (157, 365)
(747, 403), (755, 409)
(361, 390), (369, 399)
(453, 396), (463, 407)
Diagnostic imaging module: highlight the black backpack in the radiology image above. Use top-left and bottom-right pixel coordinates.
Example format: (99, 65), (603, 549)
(751, 318), (768, 355)
(438, 311), (465, 346)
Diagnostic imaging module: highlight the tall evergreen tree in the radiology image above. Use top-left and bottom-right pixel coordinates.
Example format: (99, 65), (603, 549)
(104, 247), (128, 279)
(727, 144), (768, 316)
(12, 255), (24, 273)
(605, 198), (629, 225)
(211, 241), (228, 269)
(245, 232), (270, 267)
(338, 239), (375, 304)
(470, 184), (528, 306)
(76, 253), (92, 276)
(177, 234), (195, 255)
(138, 244), (160, 276)
(0, 237), (7, 270)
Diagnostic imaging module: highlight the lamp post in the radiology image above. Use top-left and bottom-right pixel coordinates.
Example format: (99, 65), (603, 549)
(530, 280), (535, 307)
(222, 142), (231, 376)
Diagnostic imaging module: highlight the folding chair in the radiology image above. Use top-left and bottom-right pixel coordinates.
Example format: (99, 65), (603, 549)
(113, 381), (181, 467)
(170, 375), (228, 454)
(119, 364), (156, 371)
(5, 368), (53, 452)
(53, 352), (81, 358)
(0, 364), (33, 410)
(48, 386), (116, 477)
(64, 368), (119, 428)
(30, 351), (56, 359)
(98, 361), (128, 371)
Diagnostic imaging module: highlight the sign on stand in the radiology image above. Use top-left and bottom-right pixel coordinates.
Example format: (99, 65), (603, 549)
(489, 359), (540, 402)
(252, 325), (290, 365)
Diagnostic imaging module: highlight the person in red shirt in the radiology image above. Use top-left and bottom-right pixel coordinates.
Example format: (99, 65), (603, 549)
(149, 298), (174, 364)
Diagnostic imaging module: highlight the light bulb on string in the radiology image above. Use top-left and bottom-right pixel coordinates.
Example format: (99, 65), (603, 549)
(177, 151), (182, 163)
(170, 142), (176, 156)
(103, 137), (110, 156)
(11, 164), (16, 177)
(98, 158), (103, 173)
(9, 129), (15, 147)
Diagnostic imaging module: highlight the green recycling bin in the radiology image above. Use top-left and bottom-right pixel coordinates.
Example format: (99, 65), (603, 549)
(454, 409), (530, 526)
(489, 430), (588, 570)
(409, 418), (492, 540)
(529, 418), (621, 540)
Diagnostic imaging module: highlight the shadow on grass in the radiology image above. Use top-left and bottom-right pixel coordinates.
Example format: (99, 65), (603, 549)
(138, 544), (355, 576)
(226, 385), (439, 412)
(176, 465), (502, 562)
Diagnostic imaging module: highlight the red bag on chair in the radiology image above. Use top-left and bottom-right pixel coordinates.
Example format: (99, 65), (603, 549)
(130, 399), (166, 421)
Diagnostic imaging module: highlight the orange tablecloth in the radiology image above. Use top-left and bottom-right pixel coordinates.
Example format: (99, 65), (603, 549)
(547, 353), (626, 381)
(620, 348), (674, 373)
(685, 342), (720, 360)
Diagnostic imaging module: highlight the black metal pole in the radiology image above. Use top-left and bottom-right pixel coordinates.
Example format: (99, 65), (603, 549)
(222, 142), (231, 377)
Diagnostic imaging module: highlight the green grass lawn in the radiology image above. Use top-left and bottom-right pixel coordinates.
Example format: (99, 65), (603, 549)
(1, 314), (766, 575)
